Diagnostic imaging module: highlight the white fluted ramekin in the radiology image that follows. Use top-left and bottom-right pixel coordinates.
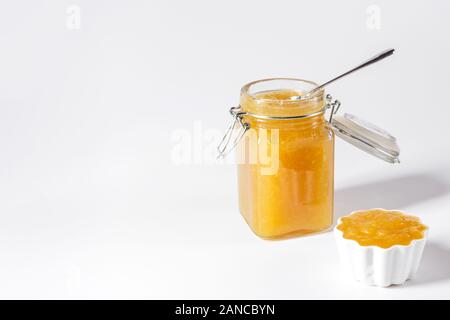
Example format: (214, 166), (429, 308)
(334, 210), (428, 287)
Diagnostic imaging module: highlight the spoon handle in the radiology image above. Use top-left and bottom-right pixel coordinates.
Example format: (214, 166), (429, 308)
(307, 48), (395, 96)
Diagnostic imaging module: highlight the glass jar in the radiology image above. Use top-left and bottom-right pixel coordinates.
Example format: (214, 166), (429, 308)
(237, 78), (333, 239)
(218, 78), (400, 240)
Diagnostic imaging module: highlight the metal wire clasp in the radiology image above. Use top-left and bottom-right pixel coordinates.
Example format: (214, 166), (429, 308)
(325, 94), (341, 123)
(217, 106), (249, 159)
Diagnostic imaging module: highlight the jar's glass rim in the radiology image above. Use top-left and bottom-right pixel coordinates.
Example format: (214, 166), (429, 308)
(240, 78), (324, 102)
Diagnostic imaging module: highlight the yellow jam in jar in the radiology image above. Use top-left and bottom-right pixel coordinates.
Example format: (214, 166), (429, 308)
(337, 209), (427, 248)
(237, 79), (334, 239)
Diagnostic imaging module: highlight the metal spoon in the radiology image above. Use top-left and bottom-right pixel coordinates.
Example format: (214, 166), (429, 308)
(295, 48), (395, 99)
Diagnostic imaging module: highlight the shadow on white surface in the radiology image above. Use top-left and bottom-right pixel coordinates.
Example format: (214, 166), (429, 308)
(334, 173), (450, 221)
(405, 242), (450, 287)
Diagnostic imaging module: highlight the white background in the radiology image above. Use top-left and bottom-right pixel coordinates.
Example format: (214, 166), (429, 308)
(1, 0), (450, 299)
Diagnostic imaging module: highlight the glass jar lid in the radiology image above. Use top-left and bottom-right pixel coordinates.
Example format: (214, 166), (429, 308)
(331, 113), (400, 163)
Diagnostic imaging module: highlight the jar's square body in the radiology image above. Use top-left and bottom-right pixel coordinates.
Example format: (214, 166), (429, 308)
(237, 79), (335, 239)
